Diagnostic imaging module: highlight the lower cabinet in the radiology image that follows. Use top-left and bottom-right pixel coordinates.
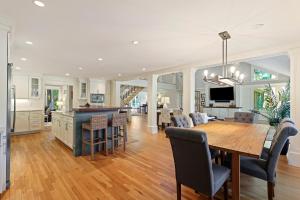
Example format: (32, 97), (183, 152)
(203, 107), (241, 119)
(14, 110), (43, 133)
(52, 113), (74, 149)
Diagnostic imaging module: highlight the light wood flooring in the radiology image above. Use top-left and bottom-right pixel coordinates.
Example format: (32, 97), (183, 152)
(1, 116), (300, 200)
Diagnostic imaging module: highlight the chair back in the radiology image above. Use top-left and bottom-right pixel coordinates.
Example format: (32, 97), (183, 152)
(171, 115), (191, 128)
(112, 113), (127, 127)
(267, 121), (298, 183)
(165, 127), (214, 196)
(161, 108), (171, 123)
(189, 112), (207, 126)
(91, 115), (108, 130)
(234, 112), (255, 123)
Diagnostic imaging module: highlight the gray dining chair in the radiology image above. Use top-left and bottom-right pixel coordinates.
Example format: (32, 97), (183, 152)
(165, 127), (230, 200)
(234, 112), (255, 123)
(261, 118), (295, 160)
(189, 112), (221, 162)
(240, 121), (298, 200)
(171, 115), (191, 128)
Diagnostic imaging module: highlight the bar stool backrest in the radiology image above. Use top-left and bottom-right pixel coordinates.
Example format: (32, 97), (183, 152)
(112, 113), (127, 127)
(91, 115), (108, 130)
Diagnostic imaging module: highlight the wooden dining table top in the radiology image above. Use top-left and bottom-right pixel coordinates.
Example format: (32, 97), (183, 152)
(192, 121), (270, 158)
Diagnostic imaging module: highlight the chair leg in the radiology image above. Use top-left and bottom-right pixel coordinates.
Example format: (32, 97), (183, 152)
(176, 182), (181, 200)
(215, 157), (219, 165)
(104, 128), (108, 156)
(91, 129), (94, 160)
(267, 182), (274, 200)
(111, 127), (115, 154)
(123, 125), (127, 152)
(223, 180), (228, 200)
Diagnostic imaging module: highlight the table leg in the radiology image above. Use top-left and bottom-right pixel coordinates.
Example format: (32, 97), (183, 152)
(231, 152), (240, 200)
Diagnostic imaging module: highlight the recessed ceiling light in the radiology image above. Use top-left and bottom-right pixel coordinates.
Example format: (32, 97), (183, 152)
(25, 41), (33, 45)
(20, 57), (27, 61)
(78, 67), (83, 70)
(65, 73), (70, 76)
(97, 58), (103, 61)
(118, 73), (122, 77)
(132, 40), (139, 45)
(253, 24), (264, 29)
(15, 66), (21, 70)
(142, 67), (146, 71)
(33, 1), (45, 7)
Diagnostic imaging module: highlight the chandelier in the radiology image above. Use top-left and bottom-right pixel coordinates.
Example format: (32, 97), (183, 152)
(203, 31), (245, 86)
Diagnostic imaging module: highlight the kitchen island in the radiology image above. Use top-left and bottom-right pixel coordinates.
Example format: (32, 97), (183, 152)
(52, 106), (131, 156)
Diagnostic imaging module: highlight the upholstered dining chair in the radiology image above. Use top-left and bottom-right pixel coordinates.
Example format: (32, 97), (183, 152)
(171, 115), (191, 128)
(239, 121), (298, 200)
(165, 127), (230, 200)
(159, 108), (172, 129)
(261, 118), (295, 160)
(173, 109), (183, 116)
(234, 112), (255, 123)
(189, 112), (221, 163)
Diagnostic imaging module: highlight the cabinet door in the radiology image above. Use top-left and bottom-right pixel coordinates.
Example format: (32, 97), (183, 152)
(15, 112), (30, 132)
(13, 75), (29, 99)
(219, 109), (228, 119)
(66, 119), (73, 149)
(79, 81), (88, 99)
(29, 77), (41, 98)
(30, 111), (42, 131)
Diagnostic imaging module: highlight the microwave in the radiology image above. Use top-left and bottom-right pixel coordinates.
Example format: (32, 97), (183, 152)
(90, 94), (105, 103)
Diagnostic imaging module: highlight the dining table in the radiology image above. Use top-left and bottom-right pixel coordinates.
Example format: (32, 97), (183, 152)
(192, 120), (269, 200)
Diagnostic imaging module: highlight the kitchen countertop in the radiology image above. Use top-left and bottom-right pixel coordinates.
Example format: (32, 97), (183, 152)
(203, 106), (242, 109)
(52, 111), (74, 117)
(72, 106), (132, 113)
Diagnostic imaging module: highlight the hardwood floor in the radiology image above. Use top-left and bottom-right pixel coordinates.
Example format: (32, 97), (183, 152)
(2, 116), (300, 200)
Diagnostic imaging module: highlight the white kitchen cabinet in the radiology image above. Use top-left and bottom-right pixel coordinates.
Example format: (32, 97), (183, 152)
(79, 79), (88, 99)
(15, 111), (30, 132)
(13, 75), (29, 99)
(29, 111), (43, 131)
(14, 110), (43, 133)
(52, 112), (74, 149)
(29, 77), (41, 98)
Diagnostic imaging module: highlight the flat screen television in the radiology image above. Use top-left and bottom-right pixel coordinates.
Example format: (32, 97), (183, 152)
(210, 87), (234, 102)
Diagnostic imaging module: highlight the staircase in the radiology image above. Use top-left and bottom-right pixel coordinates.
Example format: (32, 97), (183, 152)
(120, 85), (145, 106)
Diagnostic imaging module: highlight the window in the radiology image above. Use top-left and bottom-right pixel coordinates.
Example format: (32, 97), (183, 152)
(254, 69), (276, 81)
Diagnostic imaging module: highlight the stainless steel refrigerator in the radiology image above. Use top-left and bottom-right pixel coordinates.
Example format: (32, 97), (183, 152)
(6, 63), (14, 188)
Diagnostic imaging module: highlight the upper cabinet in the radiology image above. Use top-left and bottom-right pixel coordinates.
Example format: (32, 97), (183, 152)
(13, 75), (29, 99)
(29, 77), (41, 98)
(79, 79), (88, 99)
(13, 75), (41, 99)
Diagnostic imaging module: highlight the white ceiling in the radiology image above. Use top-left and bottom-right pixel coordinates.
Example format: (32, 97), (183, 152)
(1, 0), (300, 79)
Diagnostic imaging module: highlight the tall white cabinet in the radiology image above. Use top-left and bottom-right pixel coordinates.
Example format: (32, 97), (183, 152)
(13, 75), (41, 99)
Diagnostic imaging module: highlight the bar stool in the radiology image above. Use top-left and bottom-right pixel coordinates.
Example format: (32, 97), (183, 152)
(82, 115), (108, 160)
(110, 113), (127, 153)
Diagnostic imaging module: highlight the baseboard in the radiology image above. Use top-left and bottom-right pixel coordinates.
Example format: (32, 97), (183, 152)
(287, 151), (300, 167)
(148, 125), (158, 134)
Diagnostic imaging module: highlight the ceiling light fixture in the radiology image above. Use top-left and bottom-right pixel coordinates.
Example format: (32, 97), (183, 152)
(142, 67), (146, 71)
(118, 73), (122, 77)
(203, 31), (245, 86)
(15, 66), (21, 70)
(132, 40), (139, 45)
(33, 1), (45, 7)
(65, 73), (70, 76)
(25, 41), (33, 45)
(20, 57), (27, 61)
(78, 67), (83, 70)
(97, 58), (103, 61)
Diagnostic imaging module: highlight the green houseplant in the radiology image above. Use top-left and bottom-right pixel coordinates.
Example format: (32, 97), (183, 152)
(251, 81), (290, 126)
(251, 81), (291, 154)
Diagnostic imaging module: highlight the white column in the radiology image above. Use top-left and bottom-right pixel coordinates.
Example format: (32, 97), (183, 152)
(147, 74), (158, 133)
(288, 48), (300, 167)
(110, 80), (121, 106)
(182, 68), (196, 123)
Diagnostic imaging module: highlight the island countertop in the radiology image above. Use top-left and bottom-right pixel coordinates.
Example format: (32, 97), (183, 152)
(72, 106), (132, 113)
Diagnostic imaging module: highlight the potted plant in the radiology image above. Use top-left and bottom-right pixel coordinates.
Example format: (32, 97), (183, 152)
(251, 81), (291, 155)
